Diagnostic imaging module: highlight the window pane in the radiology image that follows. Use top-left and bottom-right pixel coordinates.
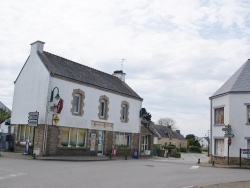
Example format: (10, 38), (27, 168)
(100, 101), (105, 117)
(215, 108), (224, 124)
(61, 128), (69, 146)
(20, 125), (26, 142)
(122, 106), (126, 120)
(74, 95), (80, 113)
(247, 106), (250, 123)
(215, 139), (224, 156)
(70, 128), (77, 146)
(78, 129), (86, 147)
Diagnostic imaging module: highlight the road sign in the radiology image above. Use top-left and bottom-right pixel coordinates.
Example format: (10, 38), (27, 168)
(241, 149), (250, 154)
(224, 134), (234, 138)
(28, 115), (39, 120)
(222, 128), (231, 131)
(28, 112), (39, 116)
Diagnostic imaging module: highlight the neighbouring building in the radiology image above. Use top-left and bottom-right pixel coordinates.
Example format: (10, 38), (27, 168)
(210, 59), (250, 165)
(198, 137), (209, 148)
(11, 41), (143, 156)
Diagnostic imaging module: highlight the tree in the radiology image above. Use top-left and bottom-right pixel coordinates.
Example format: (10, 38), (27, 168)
(185, 134), (201, 148)
(0, 108), (11, 124)
(157, 117), (177, 130)
(140, 108), (152, 122)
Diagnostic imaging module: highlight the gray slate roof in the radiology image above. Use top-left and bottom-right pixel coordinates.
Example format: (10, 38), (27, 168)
(148, 124), (185, 140)
(211, 59), (250, 98)
(38, 51), (142, 100)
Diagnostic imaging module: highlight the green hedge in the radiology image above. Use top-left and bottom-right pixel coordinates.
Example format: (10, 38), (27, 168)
(188, 146), (201, 153)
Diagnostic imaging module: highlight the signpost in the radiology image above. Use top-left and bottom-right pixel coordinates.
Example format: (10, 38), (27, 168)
(222, 124), (233, 165)
(28, 112), (39, 155)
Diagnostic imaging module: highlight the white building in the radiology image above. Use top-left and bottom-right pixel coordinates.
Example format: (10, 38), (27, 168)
(198, 137), (209, 148)
(11, 41), (143, 156)
(210, 59), (250, 165)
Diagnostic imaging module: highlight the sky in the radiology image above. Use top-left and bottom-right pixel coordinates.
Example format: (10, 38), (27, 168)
(1, 0), (250, 137)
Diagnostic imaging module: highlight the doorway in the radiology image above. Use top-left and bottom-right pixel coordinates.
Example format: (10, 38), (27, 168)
(97, 130), (104, 155)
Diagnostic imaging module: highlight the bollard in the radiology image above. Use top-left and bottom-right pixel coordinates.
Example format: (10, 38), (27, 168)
(109, 153), (112, 160)
(33, 153), (36, 159)
(212, 161), (214, 166)
(125, 155), (127, 160)
(198, 158), (200, 164)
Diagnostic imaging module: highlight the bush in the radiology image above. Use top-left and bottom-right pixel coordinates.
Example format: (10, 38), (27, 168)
(189, 146), (202, 153)
(180, 147), (187, 153)
(170, 149), (181, 158)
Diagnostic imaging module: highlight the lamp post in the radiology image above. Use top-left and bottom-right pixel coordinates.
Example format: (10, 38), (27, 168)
(50, 87), (60, 102)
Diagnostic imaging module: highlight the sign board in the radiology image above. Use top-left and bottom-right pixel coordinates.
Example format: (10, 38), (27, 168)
(28, 112), (39, 126)
(241, 149), (250, 154)
(224, 134), (234, 138)
(28, 112), (39, 116)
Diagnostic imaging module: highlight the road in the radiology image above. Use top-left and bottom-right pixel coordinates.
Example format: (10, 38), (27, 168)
(0, 156), (250, 188)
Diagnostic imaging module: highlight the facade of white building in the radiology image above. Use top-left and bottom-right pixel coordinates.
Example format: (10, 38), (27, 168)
(11, 41), (143, 156)
(210, 59), (250, 165)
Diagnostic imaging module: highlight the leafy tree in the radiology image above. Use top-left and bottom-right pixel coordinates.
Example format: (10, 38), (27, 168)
(140, 108), (152, 122)
(185, 134), (201, 148)
(157, 118), (178, 130)
(0, 108), (11, 124)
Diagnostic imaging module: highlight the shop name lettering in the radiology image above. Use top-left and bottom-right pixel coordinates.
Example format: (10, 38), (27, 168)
(92, 121), (113, 129)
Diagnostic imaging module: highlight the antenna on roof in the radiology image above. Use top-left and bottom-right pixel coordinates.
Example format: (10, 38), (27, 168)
(121, 59), (125, 71)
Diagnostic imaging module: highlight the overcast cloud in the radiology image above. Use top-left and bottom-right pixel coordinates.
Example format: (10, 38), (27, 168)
(1, 0), (250, 136)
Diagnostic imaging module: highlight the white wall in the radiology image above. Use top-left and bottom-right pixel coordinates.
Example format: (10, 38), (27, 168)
(211, 94), (250, 157)
(11, 53), (50, 125)
(48, 77), (142, 133)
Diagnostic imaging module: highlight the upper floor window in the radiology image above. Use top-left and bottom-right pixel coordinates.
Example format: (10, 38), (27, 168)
(98, 95), (109, 120)
(214, 107), (224, 125)
(120, 101), (129, 122)
(247, 105), (250, 124)
(71, 89), (85, 116)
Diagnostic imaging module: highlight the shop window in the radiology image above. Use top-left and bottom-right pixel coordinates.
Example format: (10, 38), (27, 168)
(98, 95), (109, 120)
(120, 101), (129, 122)
(17, 125), (34, 144)
(71, 89), (85, 116)
(214, 107), (224, 125)
(141, 135), (149, 151)
(60, 127), (87, 148)
(214, 139), (224, 156)
(115, 132), (130, 147)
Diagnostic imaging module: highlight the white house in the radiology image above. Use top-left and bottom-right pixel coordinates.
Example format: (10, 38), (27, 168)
(11, 41), (143, 156)
(210, 59), (250, 165)
(198, 137), (209, 148)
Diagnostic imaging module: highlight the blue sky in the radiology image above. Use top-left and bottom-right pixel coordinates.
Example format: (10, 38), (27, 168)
(1, 0), (250, 137)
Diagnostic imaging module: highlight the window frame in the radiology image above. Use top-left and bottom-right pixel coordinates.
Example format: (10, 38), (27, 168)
(60, 127), (87, 148)
(214, 139), (224, 156)
(120, 101), (129, 122)
(115, 132), (131, 147)
(98, 95), (109, 120)
(141, 135), (149, 151)
(214, 107), (224, 125)
(71, 89), (85, 116)
(17, 125), (34, 145)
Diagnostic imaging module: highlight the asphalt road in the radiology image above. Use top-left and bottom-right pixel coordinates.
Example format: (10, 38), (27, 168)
(0, 156), (250, 188)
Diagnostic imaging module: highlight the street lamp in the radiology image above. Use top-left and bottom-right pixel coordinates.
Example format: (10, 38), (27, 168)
(50, 87), (60, 102)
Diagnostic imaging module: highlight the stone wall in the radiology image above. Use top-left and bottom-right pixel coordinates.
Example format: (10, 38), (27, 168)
(211, 155), (250, 166)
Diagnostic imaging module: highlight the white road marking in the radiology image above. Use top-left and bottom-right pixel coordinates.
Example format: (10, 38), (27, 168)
(0, 173), (27, 180)
(182, 186), (198, 188)
(189, 166), (199, 169)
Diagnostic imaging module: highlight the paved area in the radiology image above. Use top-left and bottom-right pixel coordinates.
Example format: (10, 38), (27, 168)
(1, 151), (250, 188)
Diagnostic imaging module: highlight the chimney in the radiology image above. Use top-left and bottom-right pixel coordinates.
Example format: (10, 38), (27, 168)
(30, 40), (45, 55)
(112, 70), (126, 82)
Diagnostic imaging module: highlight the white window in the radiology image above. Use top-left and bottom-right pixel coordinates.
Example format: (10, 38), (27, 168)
(247, 139), (250, 158)
(247, 105), (250, 124)
(17, 125), (34, 144)
(121, 105), (127, 121)
(60, 127), (87, 148)
(115, 132), (131, 147)
(73, 94), (81, 113)
(214, 139), (224, 156)
(100, 99), (106, 118)
(141, 135), (149, 151)
(215, 108), (224, 124)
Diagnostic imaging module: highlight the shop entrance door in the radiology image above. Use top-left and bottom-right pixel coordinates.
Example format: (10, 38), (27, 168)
(97, 130), (104, 155)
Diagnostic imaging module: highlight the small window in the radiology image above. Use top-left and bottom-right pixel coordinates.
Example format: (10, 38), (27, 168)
(17, 125), (34, 144)
(73, 94), (80, 113)
(120, 101), (129, 122)
(71, 89), (85, 116)
(247, 105), (250, 124)
(115, 132), (131, 147)
(215, 107), (224, 124)
(98, 95), (109, 120)
(60, 127), (87, 148)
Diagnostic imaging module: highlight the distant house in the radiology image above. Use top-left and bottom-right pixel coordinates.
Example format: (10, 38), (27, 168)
(11, 41), (143, 156)
(210, 59), (250, 165)
(198, 137), (209, 148)
(0, 101), (11, 112)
